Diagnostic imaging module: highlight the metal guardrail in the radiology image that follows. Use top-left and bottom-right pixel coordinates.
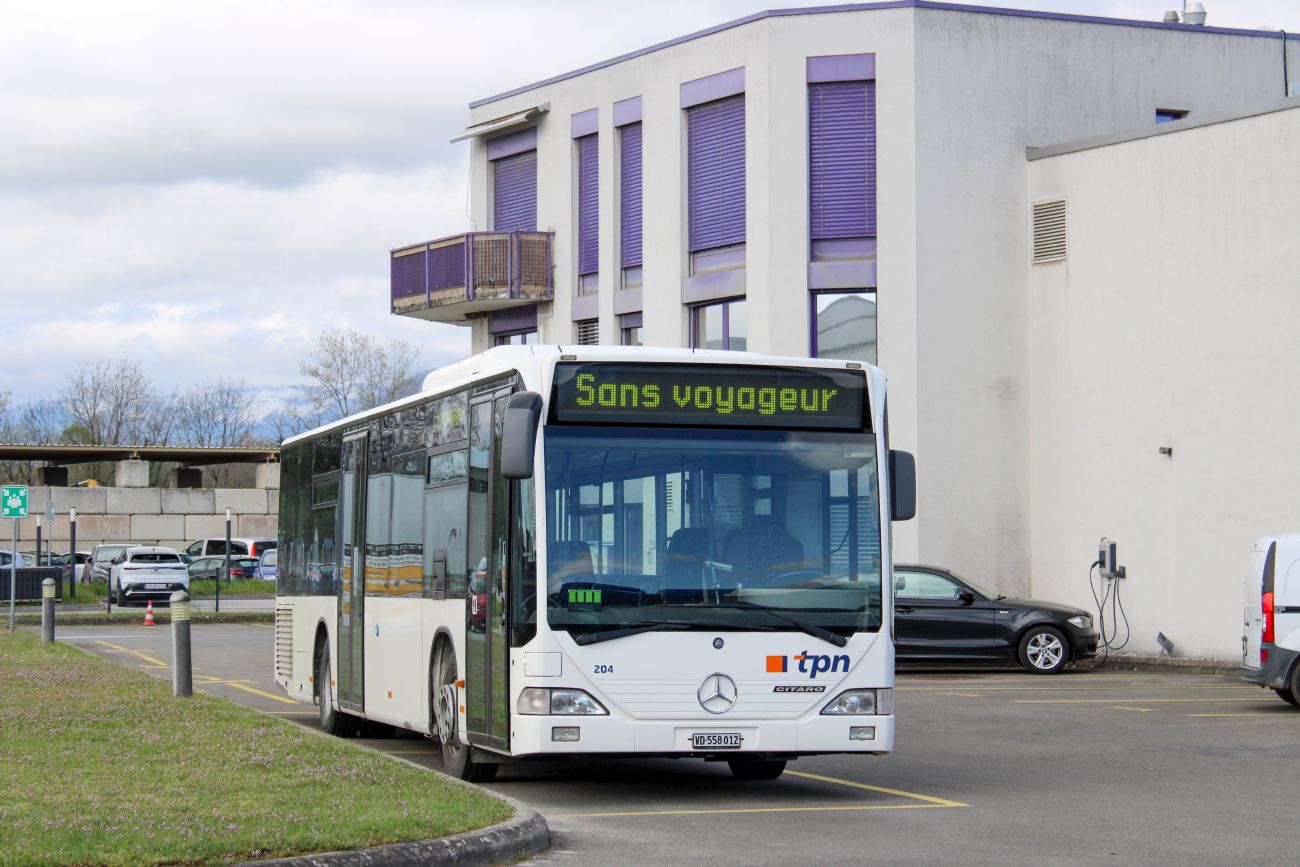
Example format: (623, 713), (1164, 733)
(391, 231), (554, 320)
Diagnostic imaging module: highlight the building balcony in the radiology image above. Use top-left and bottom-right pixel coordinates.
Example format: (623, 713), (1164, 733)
(390, 231), (554, 323)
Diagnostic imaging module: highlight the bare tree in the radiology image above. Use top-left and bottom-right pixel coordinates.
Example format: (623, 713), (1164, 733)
(296, 328), (423, 425)
(177, 378), (259, 486)
(59, 358), (160, 447)
(0, 398), (71, 484)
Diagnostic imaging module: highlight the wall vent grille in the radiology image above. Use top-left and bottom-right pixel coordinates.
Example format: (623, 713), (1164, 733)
(576, 319), (599, 345)
(1032, 198), (1068, 263)
(275, 606), (293, 680)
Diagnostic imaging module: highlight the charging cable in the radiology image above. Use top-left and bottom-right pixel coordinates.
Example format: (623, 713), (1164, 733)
(1086, 558), (1131, 668)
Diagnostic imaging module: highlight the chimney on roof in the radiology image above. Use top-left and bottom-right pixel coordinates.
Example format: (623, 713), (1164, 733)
(1163, 11), (1180, 23)
(1183, 3), (1207, 26)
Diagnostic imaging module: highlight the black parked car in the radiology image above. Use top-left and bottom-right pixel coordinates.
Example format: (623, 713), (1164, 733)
(188, 556), (260, 583)
(893, 564), (1100, 674)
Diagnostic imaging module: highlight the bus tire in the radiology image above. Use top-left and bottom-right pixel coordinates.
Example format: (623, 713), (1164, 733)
(728, 759), (787, 780)
(1019, 625), (1069, 674)
(318, 645), (361, 738)
(1286, 663), (1300, 707)
(436, 651), (497, 782)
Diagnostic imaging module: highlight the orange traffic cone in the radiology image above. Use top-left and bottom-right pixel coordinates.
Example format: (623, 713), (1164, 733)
(143, 600), (156, 626)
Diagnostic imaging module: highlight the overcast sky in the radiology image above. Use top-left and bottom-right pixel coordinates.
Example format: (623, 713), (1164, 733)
(2, 0), (1296, 413)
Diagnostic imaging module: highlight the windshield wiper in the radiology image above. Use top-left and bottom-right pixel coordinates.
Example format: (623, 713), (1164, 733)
(573, 623), (690, 646)
(661, 602), (849, 647)
(573, 619), (775, 646)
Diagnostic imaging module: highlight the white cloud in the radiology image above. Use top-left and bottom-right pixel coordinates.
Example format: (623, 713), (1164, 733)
(0, 0), (1295, 413)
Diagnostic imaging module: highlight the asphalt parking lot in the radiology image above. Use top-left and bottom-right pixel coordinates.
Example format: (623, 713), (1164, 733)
(49, 622), (1300, 866)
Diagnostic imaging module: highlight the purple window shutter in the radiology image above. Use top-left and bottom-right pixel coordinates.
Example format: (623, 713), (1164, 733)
(576, 134), (598, 276)
(620, 123), (642, 268)
(687, 95), (746, 252)
(809, 81), (876, 239)
(493, 149), (537, 232)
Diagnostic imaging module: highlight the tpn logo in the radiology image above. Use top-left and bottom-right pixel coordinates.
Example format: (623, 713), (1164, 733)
(766, 652), (850, 679)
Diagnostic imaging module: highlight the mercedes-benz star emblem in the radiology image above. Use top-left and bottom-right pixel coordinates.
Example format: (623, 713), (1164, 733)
(697, 673), (738, 714)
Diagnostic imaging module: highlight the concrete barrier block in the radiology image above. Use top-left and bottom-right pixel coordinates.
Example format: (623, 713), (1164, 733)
(48, 488), (108, 514)
(114, 460), (149, 488)
(185, 514), (228, 539)
(131, 515), (186, 542)
(238, 515), (279, 538)
(76, 515), (132, 541)
(215, 489), (268, 515)
(255, 463), (281, 490)
(107, 488), (162, 515)
(163, 489), (216, 515)
(158, 540), (189, 553)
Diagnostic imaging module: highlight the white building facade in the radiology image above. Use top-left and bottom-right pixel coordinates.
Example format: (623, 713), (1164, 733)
(389, 2), (1300, 657)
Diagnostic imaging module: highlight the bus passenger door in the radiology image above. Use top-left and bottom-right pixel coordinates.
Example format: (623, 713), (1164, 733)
(464, 390), (512, 751)
(338, 433), (368, 712)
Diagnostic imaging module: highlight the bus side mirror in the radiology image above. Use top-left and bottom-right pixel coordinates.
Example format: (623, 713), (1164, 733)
(889, 450), (916, 521)
(501, 391), (544, 479)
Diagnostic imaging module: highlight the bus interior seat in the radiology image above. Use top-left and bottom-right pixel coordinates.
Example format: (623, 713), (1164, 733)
(664, 528), (711, 582)
(724, 515), (804, 577)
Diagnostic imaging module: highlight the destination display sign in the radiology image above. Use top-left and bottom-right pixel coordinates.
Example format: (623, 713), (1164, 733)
(551, 363), (868, 430)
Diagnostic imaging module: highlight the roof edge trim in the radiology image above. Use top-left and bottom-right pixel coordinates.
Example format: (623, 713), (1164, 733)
(469, 1), (1296, 110)
(1027, 95), (1300, 160)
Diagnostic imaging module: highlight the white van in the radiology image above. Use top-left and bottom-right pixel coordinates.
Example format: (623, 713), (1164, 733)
(183, 538), (276, 560)
(1241, 536), (1300, 705)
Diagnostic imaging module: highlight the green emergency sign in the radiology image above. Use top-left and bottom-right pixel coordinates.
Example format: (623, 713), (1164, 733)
(2, 486), (28, 519)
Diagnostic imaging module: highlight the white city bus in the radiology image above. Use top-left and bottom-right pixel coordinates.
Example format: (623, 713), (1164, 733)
(273, 346), (914, 781)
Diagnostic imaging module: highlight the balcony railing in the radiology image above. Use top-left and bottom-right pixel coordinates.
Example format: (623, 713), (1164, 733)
(390, 231), (553, 323)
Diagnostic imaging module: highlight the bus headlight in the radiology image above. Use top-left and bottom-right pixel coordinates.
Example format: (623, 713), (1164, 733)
(821, 688), (892, 715)
(517, 688), (609, 715)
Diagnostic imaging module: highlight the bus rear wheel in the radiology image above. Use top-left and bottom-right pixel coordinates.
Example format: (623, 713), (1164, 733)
(435, 651), (497, 782)
(318, 645), (360, 738)
(728, 760), (787, 780)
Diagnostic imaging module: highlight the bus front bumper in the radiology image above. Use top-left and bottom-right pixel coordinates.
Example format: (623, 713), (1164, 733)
(506, 713), (894, 758)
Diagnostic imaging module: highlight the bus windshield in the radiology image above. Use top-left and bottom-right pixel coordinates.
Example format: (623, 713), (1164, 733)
(544, 427), (882, 638)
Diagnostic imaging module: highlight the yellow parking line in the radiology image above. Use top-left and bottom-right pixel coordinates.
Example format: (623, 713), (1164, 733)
(192, 677), (297, 705)
(379, 751), (439, 755)
(549, 803), (953, 818)
(94, 640), (127, 651)
(1014, 698), (1254, 704)
(785, 771), (968, 807)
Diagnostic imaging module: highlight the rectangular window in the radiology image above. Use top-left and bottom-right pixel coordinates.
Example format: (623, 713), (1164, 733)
(423, 481), (468, 599)
(809, 80), (875, 257)
(692, 298), (746, 351)
(576, 133), (599, 293)
(687, 95), (746, 260)
(492, 150), (537, 231)
(619, 122), (642, 287)
(576, 318), (599, 345)
(1156, 108), (1187, 123)
(427, 449), (469, 485)
(811, 291), (876, 365)
(390, 451), (424, 598)
(621, 312), (643, 346)
(495, 329), (538, 347)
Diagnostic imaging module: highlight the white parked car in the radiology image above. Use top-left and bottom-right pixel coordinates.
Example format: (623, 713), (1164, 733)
(1241, 535), (1300, 705)
(110, 547), (190, 608)
(0, 550), (29, 568)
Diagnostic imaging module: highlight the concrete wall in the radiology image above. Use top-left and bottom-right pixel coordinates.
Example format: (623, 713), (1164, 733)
(1027, 103), (1300, 658)
(12, 486), (279, 553)
(459, 5), (1292, 591)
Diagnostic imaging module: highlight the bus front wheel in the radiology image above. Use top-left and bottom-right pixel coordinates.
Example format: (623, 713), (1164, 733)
(728, 759), (786, 780)
(435, 651), (497, 782)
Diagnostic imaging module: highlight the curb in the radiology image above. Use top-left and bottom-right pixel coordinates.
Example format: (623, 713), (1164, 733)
(1090, 653), (1240, 676)
(237, 706), (550, 867)
(239, 808), (549, 867)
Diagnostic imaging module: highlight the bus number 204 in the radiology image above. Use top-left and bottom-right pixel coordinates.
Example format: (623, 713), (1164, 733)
(593, 664), (614, 674)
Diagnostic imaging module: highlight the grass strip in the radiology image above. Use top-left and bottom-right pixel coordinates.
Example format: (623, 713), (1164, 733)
(0, 630), (512, 866)
(187, 580), (275, 596)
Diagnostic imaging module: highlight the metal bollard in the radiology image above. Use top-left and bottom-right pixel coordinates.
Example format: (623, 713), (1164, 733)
(171, 590), (192, 698)
(41, 578), (55, 643)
